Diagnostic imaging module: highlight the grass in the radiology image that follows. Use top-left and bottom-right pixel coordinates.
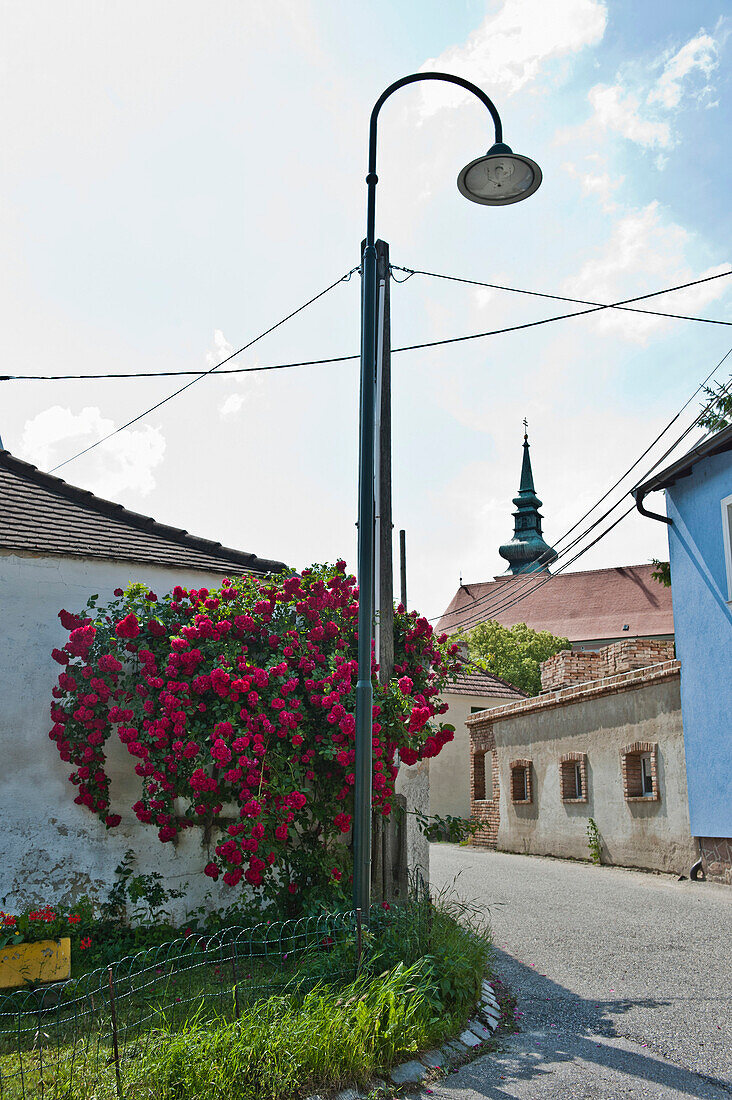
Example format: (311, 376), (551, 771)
(0, 893), (493, 1100)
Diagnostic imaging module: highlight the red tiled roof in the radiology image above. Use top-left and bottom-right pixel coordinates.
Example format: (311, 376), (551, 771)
(437, 564), (673, 644)
(446, 667), (526, 700)
(0, 450), (287, 576)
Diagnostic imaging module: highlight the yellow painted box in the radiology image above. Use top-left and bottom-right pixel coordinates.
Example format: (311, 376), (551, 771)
(0, 938), (71, 989)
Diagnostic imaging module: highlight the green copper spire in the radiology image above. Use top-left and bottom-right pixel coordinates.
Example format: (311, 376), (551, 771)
(498, 423), (557, 575)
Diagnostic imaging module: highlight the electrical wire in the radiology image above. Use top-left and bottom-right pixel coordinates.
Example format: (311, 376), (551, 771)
(434, 357), (732, 631)
(392, 264), (732, 328)
(5, 268), (732, 384)
(438, 365), (732, 629)
(48, 267), (359, 473)
(391, 269), (732, 357)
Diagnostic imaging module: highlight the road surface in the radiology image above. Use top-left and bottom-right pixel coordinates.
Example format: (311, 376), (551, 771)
(430, 844), (732, 1099)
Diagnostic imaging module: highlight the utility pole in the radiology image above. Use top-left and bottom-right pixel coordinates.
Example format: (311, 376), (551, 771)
(374, 239), (394, 686)
(399, 529), (407, 610)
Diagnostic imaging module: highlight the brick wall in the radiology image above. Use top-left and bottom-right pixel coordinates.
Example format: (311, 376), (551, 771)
(700, 837), (732, 885)
(470, 723), (500, 848)
(541, 639), (676, 691)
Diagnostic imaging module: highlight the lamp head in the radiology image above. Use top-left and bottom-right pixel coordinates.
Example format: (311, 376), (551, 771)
(457, 142), (542, 206)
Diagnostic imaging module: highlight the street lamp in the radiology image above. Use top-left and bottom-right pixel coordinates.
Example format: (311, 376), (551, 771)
(354, 72), (542, 916)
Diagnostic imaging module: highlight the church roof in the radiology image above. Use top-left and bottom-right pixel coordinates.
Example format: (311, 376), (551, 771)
(0, 450), (287, 576)
(437, 564), (674, 645)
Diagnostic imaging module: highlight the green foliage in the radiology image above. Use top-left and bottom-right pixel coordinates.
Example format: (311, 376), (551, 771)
(50, 563), (460, 911)
(650, 559), (671, 588)
(0, 895), (494, 1100)
(101, 849), (187, 924)
(134, 897), (492, 1100)
(587, 818), (602, 865)
(413, 811), (480, 843)
(698, 376), (732, 432)
(460, 620), (570, 696)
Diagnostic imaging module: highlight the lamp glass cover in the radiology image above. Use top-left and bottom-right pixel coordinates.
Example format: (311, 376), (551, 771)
(458, 153), (541, 205)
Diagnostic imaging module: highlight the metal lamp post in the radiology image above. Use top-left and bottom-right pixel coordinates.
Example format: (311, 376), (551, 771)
(354, 72), (543, 915)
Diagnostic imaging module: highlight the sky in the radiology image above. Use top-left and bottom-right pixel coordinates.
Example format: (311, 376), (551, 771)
(1, 0), (730, 621)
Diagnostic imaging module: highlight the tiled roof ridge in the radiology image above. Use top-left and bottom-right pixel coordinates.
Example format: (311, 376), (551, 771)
(466, 658), (681, 724)
(459, 562), (658, 589)
(460, 662), (528, 697)
(0, 450), (287, 574)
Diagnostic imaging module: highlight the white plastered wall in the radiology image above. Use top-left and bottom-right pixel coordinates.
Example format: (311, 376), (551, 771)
(0, 550), (244, 917)
(429, 691), (515, 819)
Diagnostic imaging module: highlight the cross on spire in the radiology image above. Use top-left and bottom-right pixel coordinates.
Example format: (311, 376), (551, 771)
(523, 417), (529, 441)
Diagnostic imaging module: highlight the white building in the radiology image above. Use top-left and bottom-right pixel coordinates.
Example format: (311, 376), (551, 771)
(0, 449), (285, 914)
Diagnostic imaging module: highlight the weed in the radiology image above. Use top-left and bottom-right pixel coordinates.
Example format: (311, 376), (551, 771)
(587, 818), (602, 865)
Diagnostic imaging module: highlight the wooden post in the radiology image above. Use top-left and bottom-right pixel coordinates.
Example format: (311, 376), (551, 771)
(399, 529), (407, 610)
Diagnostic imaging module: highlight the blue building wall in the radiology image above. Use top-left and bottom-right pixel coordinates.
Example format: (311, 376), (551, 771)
(666, 448), (732, 837)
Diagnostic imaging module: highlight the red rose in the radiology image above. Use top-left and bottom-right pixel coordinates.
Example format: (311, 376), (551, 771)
(115, 614), (140, 639)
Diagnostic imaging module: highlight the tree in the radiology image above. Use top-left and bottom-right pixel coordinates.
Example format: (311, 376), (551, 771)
(698, 376), (732, 432)
(650, 559), (671, 587)
(460, 620), (570, 696)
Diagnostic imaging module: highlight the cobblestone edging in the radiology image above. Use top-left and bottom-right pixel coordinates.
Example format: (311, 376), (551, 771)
(305, 978), (503, 1099)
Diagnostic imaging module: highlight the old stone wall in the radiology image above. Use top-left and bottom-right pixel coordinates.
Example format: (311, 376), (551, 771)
(700, 837), (732, 885)
(541, 639), (676, 692)
(467, 663), (696, 876)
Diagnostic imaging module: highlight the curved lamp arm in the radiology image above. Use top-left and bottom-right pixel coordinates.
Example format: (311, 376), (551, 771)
(366, 72), (504, 244)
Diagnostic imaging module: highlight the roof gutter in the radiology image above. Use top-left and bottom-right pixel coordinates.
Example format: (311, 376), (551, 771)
(632, 486), (671, 526)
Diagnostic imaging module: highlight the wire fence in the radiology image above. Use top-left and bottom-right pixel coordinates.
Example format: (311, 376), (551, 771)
(0, 889), (432, 1100)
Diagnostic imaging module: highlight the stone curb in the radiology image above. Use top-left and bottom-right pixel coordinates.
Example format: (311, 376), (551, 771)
(305, 977), (504, 1099)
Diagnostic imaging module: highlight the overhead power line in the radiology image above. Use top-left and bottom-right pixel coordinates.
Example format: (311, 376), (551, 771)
(48, 267), (359, 473)
(4, 268), (732, 385)
(434, 348), (732, 630)
(392, 264), (732, 329)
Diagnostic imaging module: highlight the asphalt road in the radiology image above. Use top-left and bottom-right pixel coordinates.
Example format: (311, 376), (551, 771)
(430, 844), (732, 1099)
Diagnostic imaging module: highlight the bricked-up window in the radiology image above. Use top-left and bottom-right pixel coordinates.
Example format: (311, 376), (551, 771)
(473, 750), (487, 801)
(559, 752), (588, 803)
(510, 759), (532, 804)
(622, 742), (660, 801)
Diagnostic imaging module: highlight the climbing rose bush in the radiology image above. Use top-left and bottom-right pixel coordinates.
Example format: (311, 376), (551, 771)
(49, 563), (459, 909)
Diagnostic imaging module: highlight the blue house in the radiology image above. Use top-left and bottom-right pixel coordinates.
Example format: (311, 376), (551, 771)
(634, 423), (732, 885)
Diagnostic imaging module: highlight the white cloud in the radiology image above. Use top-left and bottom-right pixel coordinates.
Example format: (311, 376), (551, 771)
(206, 328), (234, 371)
(207, 330), (260, 420)
(586, 84), (671, 148)
(648, 32), (719, 109)
(582, 27), (722, 150)
(219, 392), (247, 418)
(562, 202), (731, 341)
(20, 406), (165, 498)
(417, 0), (607, 117)
(562, 161), (625, 210)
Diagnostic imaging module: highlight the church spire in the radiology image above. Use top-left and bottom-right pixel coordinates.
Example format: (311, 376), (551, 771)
(498, 423), (558, 575)
(519, 418), (535, 493)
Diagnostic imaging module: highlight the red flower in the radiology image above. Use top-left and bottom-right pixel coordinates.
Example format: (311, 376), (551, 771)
(115, 613), (141, 639)
(80, 937), (92, 949)
(52, 648), (70, 665)
(67, 915), (81, 924)
(105, 814), (122, 828)
(333, 813), (352, 834)
(59, 609), (85, 631)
